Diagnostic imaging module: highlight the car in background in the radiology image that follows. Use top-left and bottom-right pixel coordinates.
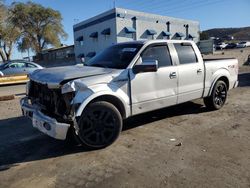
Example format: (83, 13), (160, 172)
(225, 43), (237, 49)
(215, 42), (227, 50)
(237, 41), (250, 48)
(0, 60), (43, 77)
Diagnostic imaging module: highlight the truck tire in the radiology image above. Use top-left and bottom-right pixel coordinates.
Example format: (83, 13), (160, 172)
(204, 80), (228, 110)
(77, 101), (122, 149)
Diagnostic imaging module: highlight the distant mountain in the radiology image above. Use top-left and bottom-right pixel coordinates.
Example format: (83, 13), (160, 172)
(203, 27), (250, 41)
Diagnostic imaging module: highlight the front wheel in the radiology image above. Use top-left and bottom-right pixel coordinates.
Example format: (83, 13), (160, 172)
(204, 80), (228, 110)
(77, 101), (122, 149)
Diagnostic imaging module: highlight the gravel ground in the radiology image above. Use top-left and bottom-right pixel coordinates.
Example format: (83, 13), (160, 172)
(0, 69), (250, 188)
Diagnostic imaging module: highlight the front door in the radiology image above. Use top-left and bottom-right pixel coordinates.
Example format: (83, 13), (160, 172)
(129, 44), (178, 115)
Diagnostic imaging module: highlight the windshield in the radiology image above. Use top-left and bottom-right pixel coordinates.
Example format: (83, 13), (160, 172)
(85, 43), (143, 69)
(239, 42), (246, 44)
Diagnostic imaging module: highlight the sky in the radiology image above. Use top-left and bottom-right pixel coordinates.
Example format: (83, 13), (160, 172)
(4, 0), (250, 59)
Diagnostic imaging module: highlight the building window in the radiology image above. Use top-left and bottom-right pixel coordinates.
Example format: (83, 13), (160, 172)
(89, 32), (98, 38)
(76, 36), (84, 46)
(146, 29), (157, 40)
(175, 32), (185, 40)
(101, 28), (111, 40)
(188, 34), (195, 40)
(162, 31), (172, 40)
(101, 28), (111, 35)
(124, 27), (136, 40)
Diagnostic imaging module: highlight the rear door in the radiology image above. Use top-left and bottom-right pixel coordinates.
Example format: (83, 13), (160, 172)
(172, 42), (204, 103)
(129, 43), (178, 115)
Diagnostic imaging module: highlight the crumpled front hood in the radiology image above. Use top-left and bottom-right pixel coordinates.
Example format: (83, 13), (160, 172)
(29, 65), (112, 88)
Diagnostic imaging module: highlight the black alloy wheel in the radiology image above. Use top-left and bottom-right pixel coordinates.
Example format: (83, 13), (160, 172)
(204, 80), (228, 110)
(77, 101), (122, 149)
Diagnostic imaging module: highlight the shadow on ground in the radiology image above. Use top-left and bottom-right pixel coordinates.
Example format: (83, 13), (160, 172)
(238, 72), (250, 87)
(0, 101), (207, 169)
(123, 101), (207, 131)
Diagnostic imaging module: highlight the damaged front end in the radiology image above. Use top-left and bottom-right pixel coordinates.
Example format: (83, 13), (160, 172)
(21, 80), (79, 140)
(28, 80), (76, 122)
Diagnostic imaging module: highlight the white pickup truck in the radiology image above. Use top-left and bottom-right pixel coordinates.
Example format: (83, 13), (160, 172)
(21, 40), (238, 149)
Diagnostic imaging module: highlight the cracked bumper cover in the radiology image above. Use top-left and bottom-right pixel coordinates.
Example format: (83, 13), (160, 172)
(20, 97), (70, 140)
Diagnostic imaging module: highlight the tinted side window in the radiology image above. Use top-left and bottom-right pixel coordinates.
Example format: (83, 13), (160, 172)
(9, 62), (26, 68)
(141, 45), (172, 67)
(174, 43), (197, 64)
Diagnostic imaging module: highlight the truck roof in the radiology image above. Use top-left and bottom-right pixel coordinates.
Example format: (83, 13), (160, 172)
(116, 39), (195, 45)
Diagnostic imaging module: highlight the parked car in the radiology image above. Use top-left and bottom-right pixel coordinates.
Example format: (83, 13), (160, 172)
(237, 41), (250, 48)
(225, 43), (237, 49)
(215, 42), (227, 50)
(21, 40), (238, 149)
(0, 60), (43, 76)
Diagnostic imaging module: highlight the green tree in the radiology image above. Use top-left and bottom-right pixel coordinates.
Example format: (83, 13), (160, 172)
(0, 0), (5, 23)
(10, 2), (67, 54)
(0, 0), (5, 60)
(0, 2), (21, 61)
(0, 23), (20, 61)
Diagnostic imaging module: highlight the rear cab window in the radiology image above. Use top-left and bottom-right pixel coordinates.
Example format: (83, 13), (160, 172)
(174, 43), (198, 65)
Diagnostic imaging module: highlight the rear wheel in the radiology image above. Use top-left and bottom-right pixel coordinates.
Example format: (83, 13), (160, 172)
(77, 101), (122, 149)
(204, 80), (227, 110)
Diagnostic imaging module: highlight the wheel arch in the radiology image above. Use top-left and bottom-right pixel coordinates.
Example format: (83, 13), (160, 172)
(75, 90), (130, 119)
(90, 95), (127, 119)
(209, 75), (229, 96)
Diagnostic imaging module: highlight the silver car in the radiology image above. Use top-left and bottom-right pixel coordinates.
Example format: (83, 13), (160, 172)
(0, 60), (43, 76)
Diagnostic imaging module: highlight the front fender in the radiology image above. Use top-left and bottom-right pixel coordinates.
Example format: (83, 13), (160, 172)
(73, 84), (130, 118)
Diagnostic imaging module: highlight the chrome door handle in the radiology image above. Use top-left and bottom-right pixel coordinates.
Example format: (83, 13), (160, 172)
(170, 72), (177, 79)
(197, 69), (202, 73)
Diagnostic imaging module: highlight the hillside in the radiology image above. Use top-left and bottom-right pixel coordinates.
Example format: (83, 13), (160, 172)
(204, 27), (250, 40)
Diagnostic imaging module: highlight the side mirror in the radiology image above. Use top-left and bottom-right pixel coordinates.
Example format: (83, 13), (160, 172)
(133, 59), (158, 74)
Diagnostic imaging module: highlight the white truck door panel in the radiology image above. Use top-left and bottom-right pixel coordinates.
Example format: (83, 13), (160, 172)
(129, 44), (178, 115)
(177, 64), (204, 103)
(173, 43), (204, 103)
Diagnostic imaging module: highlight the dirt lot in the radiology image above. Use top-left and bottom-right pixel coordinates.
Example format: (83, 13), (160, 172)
(0, 71), (250, 188)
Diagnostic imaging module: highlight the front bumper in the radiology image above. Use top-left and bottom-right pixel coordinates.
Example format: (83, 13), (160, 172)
(20, 97), (70, 140)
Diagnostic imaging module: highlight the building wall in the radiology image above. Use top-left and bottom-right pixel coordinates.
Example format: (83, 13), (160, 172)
(115, 8), (200, 43)
(74, 18), (117, 62)
(74, 9), (117, 63)
(73, 8), (200, 63)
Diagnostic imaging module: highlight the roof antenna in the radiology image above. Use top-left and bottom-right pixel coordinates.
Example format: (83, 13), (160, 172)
(113, 0), (116, 8)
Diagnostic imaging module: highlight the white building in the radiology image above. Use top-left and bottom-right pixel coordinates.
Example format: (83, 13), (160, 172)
(73, 8), (200, 62)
